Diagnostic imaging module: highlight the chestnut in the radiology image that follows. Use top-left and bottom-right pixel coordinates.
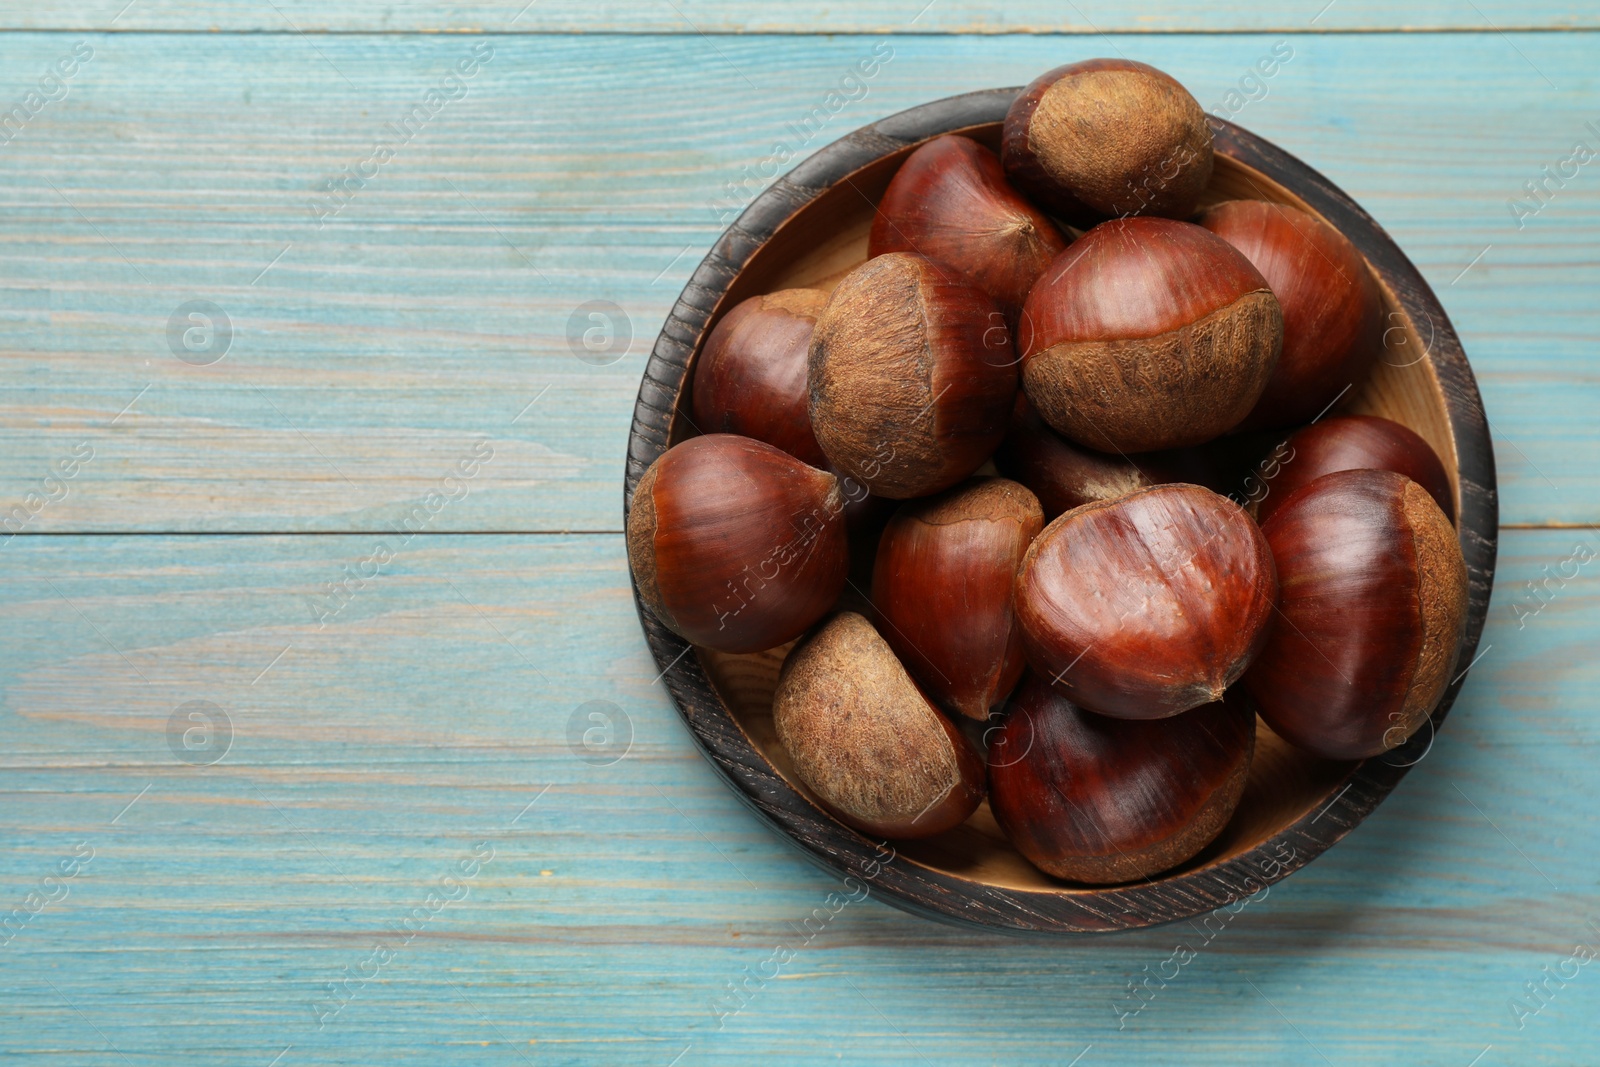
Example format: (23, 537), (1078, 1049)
(808, 252), (1018, 499)
(1254, 414), (1454, 526)
(989, 674), (1255, 884)
(773, 612), (986, 838)
(993, 392), (1235, 519)
(628, 434), (848, 654)
(1002, 58), (1213, 226)
(1019, 217), (1283, 453)
(871, 478), (1044, 720)
(1014, 483), (1277, 719)
(1198, 200), (1384, 431)
(691, 288), (830, 468)
(689, 293), (891, 534)
(869, 134), (1068, 317)
(992, 392), (1150, 516)
(1243, 468), (1468, 760)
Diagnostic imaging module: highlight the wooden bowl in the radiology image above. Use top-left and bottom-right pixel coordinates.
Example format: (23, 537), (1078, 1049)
(626, 89), (1498, 934)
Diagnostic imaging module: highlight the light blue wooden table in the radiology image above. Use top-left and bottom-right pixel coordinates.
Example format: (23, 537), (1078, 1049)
(1, 3), (1596, 1064)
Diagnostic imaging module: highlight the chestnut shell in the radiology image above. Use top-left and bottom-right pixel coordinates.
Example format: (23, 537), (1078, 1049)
(992, 392), (1152, 516)
(628, 434), (848, 654)
(1014, 483), (1278, 719)
(774, 612), (986, 839)
(989, 674), (1256, 884)
(1019, 217), (1282, 453)
(1198, 200), (1384, 432)
(1001, 58), (1214, 226)
(869, 134), (1068, 316)
(871, 477), (1044, 720)
(808, 252), (1018, 499)
(994, 392), (1243, 519)
(691, 289), (830, 468)
(689, 289), (894, 531)
(1255, 414), (1455, 526)
(1244, 468), (1468, 760)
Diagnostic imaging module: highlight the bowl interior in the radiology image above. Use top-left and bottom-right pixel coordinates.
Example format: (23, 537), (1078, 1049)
(667, 122), (1460, 897)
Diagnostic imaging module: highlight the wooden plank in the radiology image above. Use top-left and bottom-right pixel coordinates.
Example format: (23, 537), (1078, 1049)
(0, 31), (1596, 531)
(2, 1), (1595, 34)
(0, 530), (1595, 1064)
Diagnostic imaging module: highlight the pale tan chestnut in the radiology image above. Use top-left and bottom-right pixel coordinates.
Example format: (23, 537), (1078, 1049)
(1002, 58), (1214, 226)
(773, 612), (985, 839)
(808, 252), (1017, 499)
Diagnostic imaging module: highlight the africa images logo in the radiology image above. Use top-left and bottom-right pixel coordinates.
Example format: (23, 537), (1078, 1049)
(0, 41), (94, 147)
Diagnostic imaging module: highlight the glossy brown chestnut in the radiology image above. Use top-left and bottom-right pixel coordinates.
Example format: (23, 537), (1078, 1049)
(868, 134), (1068, 317)
(689, 288), (894, 535)
(994, 392), (1239, 519)
(992, 392), (1151, 516)
(1014, 483), (1277, 719)
(1198, 200), (1384, 431)
(988, 674), (1256, 884)
(1244, 468), (1468, 760)
(691, 288), (830, 468)
(1002, 58), (1213, 226)
(774, 612), (986, 838)
(1254, 414), (1454, 526)
(627, 434), (848, 654)
(809, 252), (1017, 499)
(1019, 217), (1283, 453)
(871, 478), (1044, 720)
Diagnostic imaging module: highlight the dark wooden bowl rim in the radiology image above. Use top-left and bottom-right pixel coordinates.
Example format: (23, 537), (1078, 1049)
(625, 88), (1498, 935)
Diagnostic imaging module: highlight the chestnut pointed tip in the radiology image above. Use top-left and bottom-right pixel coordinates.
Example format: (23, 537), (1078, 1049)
(941, 688), (996, 722)
(1014, 484), (1277, 721)
(819, 470), (845, 513)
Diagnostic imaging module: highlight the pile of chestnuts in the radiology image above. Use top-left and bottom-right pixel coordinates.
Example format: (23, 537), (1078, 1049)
(629, 59), (1469, 885)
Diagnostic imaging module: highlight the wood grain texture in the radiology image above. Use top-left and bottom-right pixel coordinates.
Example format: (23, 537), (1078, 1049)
(3, 1), (1595, 33)
(0, 32), (1596, 529)
(0, 11), (1595, 1064)
(0, 531), (1594, 1064)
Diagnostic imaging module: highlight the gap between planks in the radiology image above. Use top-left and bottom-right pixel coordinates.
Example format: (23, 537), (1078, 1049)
(0, 26), (1595, 36)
